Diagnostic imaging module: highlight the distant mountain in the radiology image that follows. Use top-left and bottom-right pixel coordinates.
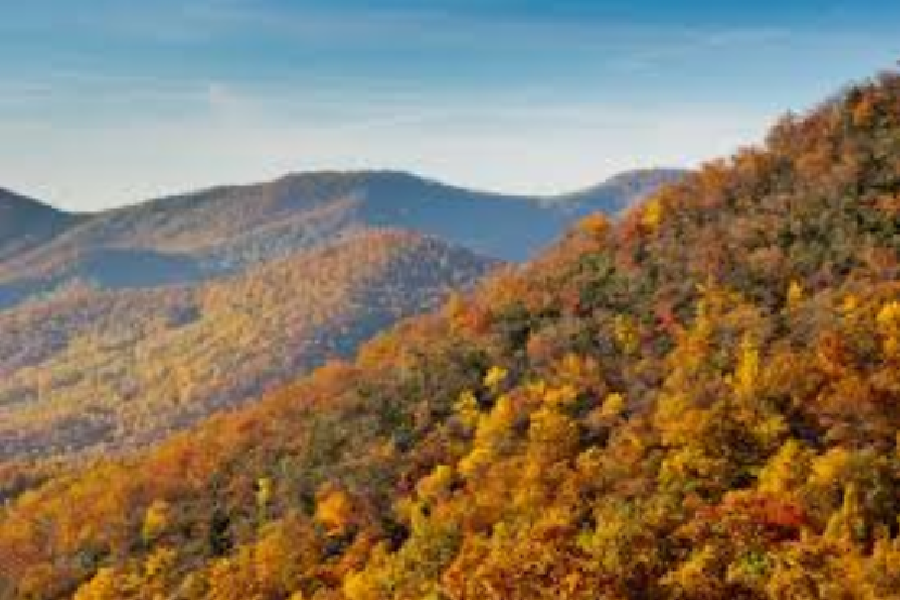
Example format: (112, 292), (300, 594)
(0, 230), (495, 460)
(550, 168), (689, 215)
(0, 169), (684, 309)
(0, 187), (81, 262)
(0, 168), (681, 460)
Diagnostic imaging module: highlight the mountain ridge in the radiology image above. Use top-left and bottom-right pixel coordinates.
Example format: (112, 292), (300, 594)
(0, 168), (681, 465)
(0, 229), (497, 461)
(0, 168), (684, 310)
(0, 187), (83, 263)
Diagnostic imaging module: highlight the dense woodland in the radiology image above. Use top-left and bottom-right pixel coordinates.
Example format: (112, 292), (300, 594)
(0, 231), (494, 462)
(0, 72), (899, 599)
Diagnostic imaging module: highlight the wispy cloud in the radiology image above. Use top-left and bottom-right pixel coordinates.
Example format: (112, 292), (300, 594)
(17, 1), (801, 56)
(0, 74), (775, 209)
(0, 2), (897, 209)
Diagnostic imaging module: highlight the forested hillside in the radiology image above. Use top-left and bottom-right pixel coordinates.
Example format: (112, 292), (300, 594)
(0, 72), (897, 599)
(0, 231), (495, 462)
(0, 169), (677, 463)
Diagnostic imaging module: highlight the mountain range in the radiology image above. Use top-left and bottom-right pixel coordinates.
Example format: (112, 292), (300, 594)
(0, 169), (683, 309)
(0, 168), (682, 462)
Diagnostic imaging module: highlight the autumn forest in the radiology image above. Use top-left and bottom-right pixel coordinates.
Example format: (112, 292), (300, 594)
(0, 68), (897, 599)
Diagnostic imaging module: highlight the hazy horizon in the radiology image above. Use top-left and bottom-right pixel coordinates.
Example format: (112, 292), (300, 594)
(3, 0), (899, 210)
(3, 165), (692, 215)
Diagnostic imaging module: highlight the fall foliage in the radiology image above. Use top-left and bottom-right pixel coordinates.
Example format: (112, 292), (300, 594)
(0, 231), (495, 462)
(0, 72), (899, 599)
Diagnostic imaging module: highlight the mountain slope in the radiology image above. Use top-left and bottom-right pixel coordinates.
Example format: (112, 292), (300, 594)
(0, 169), (684, 309)
(0, 187), (81, 262)
(0, 170), (680, 462)
(547, 167), (689, 215)
(0, 73), (897, 599)
(0, 231), (495, 461)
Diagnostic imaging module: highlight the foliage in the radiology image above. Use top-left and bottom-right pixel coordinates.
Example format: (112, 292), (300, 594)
(0, 232), (494, 462)
(0, 72), (899, 599)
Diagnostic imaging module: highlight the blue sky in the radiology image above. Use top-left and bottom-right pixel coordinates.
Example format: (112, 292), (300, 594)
(2, 1), (898, 210)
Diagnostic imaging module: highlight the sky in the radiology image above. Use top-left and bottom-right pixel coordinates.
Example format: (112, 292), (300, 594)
(1, 1), (899, 211)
